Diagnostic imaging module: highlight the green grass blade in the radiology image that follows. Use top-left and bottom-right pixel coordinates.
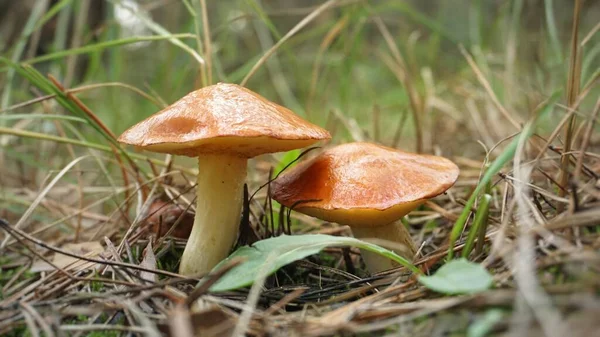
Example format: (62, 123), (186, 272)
(447, 90), (561, 259)
(544, 0), (563, 63)
(107, 0), (204, 66)
(469, 0), (483, 47)
(245, 0), (282, 40)
(1, 0), (49, 121)
(0, 126), (193, 175)
(0, 59), (144, 175)
(0, 114), (88, 123)
(35, 0), (73, 32)
(374, 1), (460, 45)
(461, 194), (492, 258)
(581, 42), (600, 85)
(21, 34), (195, 66)
(0, 126), (113, 153)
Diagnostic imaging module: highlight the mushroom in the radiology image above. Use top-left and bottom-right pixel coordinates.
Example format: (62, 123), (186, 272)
(118, 83), (330, 276)
(270, 142), (459, 273)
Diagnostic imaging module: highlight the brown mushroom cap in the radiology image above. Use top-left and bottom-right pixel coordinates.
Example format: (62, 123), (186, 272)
(118, 83), (330, 157)
(271, 142), (459, 227)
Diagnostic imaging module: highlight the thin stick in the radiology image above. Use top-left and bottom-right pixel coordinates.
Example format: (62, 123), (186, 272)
(59, 325), (148, 333)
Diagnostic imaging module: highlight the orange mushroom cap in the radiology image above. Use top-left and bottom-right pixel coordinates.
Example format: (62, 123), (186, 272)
(118, 83), (330, 157)
(271, 142), (459, 226)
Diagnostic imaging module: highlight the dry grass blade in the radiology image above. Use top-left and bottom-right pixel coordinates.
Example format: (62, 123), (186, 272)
(510, 120), (566, 337)
(574, 97), (600, 179)
(372, 14), (423, 152)
(48, 75), (117, 139)
(545, 208), (600, 230)
(59, 325), (148, 334)
(168, 304), (194, 337)
(264, 288), (306, 315)
(200, 0), (212, 85)
(20, 302), (53, 337)
(307, 15), (349, 117)
(459, 45), (521, 129)
(581, 20), (600, 46)
(0, 156), (88, 248)
(45, 74), (146, 205)
(0, 219), (188, 279)
(559, 0), (583, 210)
(240, 0), (339, 86)
(112, 0), (204, 66)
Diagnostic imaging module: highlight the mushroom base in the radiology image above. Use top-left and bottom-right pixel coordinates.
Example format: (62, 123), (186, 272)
(350, 221), (417, 274)
(179, 154), (248, 276)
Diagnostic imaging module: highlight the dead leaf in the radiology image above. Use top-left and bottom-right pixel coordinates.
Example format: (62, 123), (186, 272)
(139, 241), (157, 283)
(30, 241), (104, 273)
(147, 199), (194, 239)
(160, 306), (236, 337)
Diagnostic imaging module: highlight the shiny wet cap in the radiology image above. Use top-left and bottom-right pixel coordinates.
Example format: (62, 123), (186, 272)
(271, 142), (459, 226)
(118, 83), (330, 157)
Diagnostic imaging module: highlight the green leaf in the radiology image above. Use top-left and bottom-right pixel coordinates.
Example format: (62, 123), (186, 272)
(418, 258), (492, 294)
(467, 309), (504, 337)
(209, 234), (420, 292)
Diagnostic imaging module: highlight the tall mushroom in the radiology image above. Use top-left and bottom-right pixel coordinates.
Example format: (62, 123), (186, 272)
(271, 142), (459, 273)
(118, 83), (330, 276)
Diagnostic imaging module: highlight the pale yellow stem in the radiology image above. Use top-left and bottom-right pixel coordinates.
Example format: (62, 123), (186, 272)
(350, 221), (416, 274)
(179, 154), (247, 276)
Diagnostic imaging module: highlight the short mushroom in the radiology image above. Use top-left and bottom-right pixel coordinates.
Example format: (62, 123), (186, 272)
(270, 142), (459, 273)
(118, 83), (330, 276)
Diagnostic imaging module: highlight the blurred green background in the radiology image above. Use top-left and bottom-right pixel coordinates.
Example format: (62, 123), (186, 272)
(1, 0), (599, 158)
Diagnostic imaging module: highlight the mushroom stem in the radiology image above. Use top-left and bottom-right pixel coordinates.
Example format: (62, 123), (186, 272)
(350, 221), (417, 274)
(179, 154), (247, 276)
